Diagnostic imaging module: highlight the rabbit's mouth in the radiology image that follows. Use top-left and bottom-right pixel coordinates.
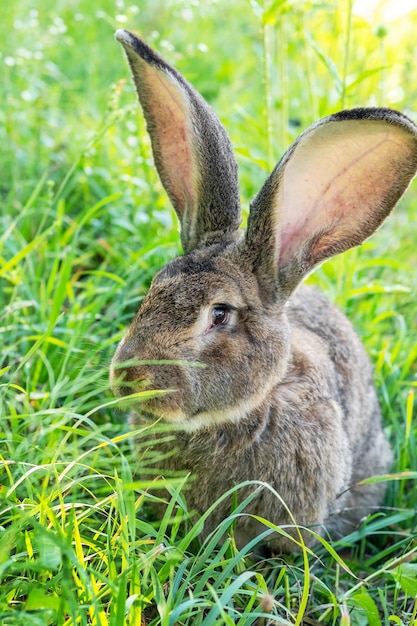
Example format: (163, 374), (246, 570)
(135, 403), (192, 426)
(119, 385), (195, 425)
(136, 407), (179, 422)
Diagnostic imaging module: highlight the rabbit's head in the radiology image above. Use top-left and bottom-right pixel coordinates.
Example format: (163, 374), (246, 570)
(111, 240), (292, 428)
(110, 30), (417, 429)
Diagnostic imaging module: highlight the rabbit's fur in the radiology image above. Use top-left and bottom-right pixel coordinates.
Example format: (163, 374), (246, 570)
(111, 29), (417, 552)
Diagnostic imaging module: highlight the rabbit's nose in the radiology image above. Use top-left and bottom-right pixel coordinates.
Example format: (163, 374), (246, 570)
(110, 357), (154, 394)
(113, 371), (154, 397)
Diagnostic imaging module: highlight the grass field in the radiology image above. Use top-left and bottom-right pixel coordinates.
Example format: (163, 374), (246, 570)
(1, 1), (417, 624)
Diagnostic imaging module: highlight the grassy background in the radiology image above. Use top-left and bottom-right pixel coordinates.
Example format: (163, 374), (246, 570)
(1, 0), (417, 624)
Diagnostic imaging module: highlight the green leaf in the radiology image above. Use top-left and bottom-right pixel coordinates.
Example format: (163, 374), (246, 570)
(390, 563), (417, 597)
(357, 471), (417, 486)
(347, 588), (381, 626)
(37, 533), (63, 570)
(26, 586), (60, 612)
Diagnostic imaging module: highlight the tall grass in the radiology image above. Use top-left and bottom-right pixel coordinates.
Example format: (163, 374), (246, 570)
(1, 0), (417, 623)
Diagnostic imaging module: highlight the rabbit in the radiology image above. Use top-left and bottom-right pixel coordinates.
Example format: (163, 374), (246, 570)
(110, 28), (417, 553)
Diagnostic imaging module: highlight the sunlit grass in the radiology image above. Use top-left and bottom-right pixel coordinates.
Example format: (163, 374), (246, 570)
(1, 0), (417, 624)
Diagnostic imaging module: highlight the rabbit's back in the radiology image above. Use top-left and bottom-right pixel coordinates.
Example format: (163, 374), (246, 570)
(289, 284), (383, 452)
(288, 285), (393, 534)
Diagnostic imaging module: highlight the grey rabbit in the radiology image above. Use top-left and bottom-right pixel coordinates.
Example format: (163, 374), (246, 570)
(111, 29), (417, 552)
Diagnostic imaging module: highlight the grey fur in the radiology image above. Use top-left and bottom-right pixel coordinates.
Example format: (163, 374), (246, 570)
(111, 30), (417, 552)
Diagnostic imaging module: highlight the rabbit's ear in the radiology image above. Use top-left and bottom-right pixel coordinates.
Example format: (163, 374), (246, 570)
(115, 30), (241, 253)
(245, 109), (417, 303)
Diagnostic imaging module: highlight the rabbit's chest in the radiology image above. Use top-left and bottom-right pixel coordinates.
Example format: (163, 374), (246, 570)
(157, 398), (350, 500)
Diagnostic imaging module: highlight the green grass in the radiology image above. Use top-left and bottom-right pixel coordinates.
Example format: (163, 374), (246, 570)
(1, 0), (417, 624)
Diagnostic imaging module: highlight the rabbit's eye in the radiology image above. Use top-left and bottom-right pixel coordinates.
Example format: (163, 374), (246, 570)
(211, 306), (230, 326)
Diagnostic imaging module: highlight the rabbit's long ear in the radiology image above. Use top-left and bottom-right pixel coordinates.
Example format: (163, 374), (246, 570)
(115, 30), (241, 253)
(245, 108), (417, 303)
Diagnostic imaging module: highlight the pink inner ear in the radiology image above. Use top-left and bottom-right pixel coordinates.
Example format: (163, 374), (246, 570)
(140, 63), (200, 218)
(277, 120), (415, 269)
